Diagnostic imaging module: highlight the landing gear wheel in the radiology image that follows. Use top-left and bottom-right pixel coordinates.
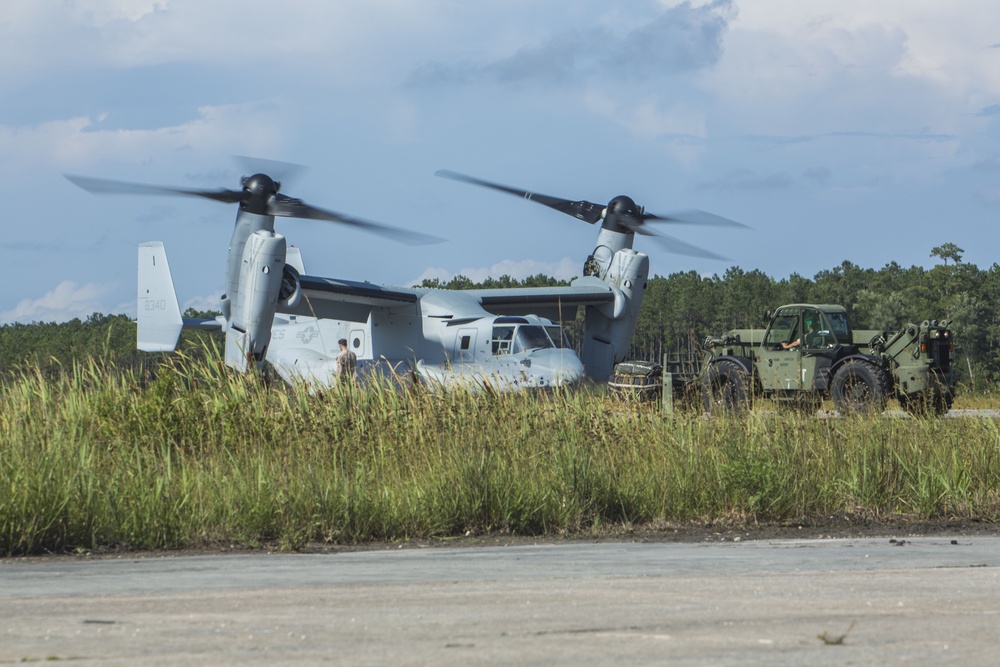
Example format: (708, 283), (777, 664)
(702, 359), (752, 415)
(831, 359), (890, 415)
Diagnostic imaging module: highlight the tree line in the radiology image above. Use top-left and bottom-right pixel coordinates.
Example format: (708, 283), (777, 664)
(0, 311), (219, 380)
(2, 245), (996, 389)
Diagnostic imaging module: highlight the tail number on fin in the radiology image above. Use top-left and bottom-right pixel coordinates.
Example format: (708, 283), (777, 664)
(137, 241), (183, 352)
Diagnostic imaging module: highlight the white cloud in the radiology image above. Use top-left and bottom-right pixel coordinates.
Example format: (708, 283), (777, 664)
(696, 168), (792, 191)
(713, 0), (1000, 119)
(407, 1), (734, 87)
(0, 281), (222, 324)
(182, 291), (225, 315)
(0, 0), (445, 87)
(66, 0), (163, 24)
(0, 103), (289, 181)
(0, 281), (115, 324)
(584, 93), (708, 141)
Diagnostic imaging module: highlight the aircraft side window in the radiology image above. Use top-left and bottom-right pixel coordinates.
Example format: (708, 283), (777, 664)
(492, 326), (514, 355)
(460, 335), (471, 351)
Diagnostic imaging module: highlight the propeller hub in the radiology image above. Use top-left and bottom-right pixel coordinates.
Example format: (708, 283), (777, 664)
(238, 173), (277, 210)
(603, 195), (642, 233)
(607, 195), (639, 218)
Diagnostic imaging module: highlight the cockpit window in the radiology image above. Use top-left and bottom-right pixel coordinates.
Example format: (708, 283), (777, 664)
(513, 325), (554, 353)
(545, 325), (569, 349)
(492, 326), (515, 355)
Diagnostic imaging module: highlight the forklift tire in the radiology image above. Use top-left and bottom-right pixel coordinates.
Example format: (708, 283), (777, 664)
(831, 359), (890, 415)
(702, 359), (752, 415)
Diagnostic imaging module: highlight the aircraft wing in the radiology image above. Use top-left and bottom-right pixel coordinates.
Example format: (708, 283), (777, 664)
(280, 275), (419, 321)
(466, 277), (616, 320)
(278, 274), (616, 322)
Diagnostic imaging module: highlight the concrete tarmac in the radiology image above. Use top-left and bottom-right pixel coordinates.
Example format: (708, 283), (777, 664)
(3, 536), (999, 665)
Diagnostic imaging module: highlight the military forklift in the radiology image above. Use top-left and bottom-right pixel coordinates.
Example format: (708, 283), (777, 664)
(699, 304), (955, 415)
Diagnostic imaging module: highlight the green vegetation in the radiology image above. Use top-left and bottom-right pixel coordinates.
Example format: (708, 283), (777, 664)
(2, 246), (999, 555)
(0, 311), (220, 380)
(3, 352), (998, 556)
(0, 314), (142, 377)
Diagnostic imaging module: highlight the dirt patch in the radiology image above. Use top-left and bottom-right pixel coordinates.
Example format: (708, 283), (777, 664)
(326, 516), (1000, 552)
(7, 517), (998, 562)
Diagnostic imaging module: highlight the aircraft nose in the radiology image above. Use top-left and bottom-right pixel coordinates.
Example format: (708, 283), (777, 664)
(526, 348), (584, 387)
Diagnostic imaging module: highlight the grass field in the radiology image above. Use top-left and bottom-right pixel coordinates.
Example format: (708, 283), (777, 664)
(2, 355), (998, 556)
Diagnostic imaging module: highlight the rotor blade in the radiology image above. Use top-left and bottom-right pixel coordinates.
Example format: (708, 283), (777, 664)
(269, 195), (444, 246)
(642, 209), (750, 229)
(435, 170), (604, 224)
(65, 174), (243, 204)
(635, 226), (729, 260)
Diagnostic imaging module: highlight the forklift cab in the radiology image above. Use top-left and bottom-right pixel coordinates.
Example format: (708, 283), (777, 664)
(763, 307), (850, 351)
(759, 306), (852, 392)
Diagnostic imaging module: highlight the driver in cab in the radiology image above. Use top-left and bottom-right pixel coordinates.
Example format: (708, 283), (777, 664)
(782, 319), (816, 350)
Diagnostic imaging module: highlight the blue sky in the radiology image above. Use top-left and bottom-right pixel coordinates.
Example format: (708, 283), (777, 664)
(1, 0), (998, 324)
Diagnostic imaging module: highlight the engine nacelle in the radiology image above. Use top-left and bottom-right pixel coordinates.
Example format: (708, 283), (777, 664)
(579, 247), (649, 381)
(225, 230), (286, 369)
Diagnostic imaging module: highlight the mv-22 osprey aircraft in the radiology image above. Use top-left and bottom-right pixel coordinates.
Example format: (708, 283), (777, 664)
(67, 167), (743, 391)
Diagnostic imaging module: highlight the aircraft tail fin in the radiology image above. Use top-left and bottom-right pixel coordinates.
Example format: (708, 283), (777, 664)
(137, 241), (183, 352)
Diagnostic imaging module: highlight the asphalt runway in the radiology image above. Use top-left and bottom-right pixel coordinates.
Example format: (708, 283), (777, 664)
(3, 536), (999, 666)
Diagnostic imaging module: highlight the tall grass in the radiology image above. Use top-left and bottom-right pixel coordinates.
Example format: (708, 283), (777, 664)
(2, 354), (998, 555)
